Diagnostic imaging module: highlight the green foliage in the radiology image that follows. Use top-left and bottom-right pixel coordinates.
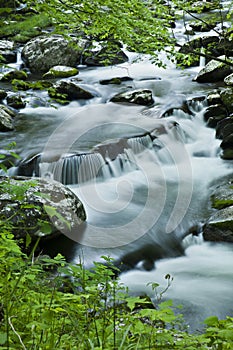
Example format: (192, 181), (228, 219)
(0, 232), (232, 349)
(0, 13), (52, 42)
(0, 142), (20, 173)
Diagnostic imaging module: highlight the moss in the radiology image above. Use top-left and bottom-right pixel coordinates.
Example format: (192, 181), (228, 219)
(221, 148), (233, 160)
(211, 196), (233, 209)
(1, 70), (28, 82)
(210, 220), (233, 231)
(43, 66), (79, 79)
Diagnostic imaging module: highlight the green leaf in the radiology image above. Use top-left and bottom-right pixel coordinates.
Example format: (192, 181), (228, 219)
(26, 233), (32, 248)
(0, 333), (7, 345)
(39, 221), (52, 235)
(204, 316), (219, 326)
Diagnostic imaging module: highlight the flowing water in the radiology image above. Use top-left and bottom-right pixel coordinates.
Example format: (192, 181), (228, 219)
(1, 1), (233, 331)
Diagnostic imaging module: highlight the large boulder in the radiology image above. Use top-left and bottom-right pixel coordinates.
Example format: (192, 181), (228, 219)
(110, 89), (154, 106)
(204, 104), (228, 127)
(0, 176), (86, 242)
(0, 40), (16, 64)
(21, 35), (81, 73)
(0, 104), (16, 131)
(194, 57), (233, 83)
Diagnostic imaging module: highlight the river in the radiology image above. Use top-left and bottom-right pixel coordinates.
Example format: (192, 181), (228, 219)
(0, 0), (233, 331)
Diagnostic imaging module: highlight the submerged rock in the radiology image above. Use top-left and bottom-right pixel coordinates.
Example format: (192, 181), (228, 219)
(100, 76), (133, 85)
(22, 35), (81, 73)
(110, 89), (154, 106)
(0, 176), (86, 242)
(0, 104), (16, 131)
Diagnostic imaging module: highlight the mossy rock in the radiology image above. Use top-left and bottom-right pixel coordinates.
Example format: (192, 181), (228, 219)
(1, 69), (28, 82)
(203, 205), (233, 243)
(43, 65), (79, 79)
(6, 94), (26, 109)
(221, 148), (233, 160)
(194, 57), (233, 83)
(211, 183), (233, 209)
(0, 176), (86, 243)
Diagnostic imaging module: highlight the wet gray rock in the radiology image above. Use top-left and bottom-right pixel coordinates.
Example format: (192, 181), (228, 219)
(210, 183), (233, 210)
(207, 91), (222, 105)
(22, 35), (81, 73)
(0, 40), (16, 64)
(194, 57), (233, 83)
(0, 90), (7, 100)
(0, 104), (16, 131)
(203, 206), (233, 243)
(204, 104), (228, 128)
(220, 88), (233, 114)
(6, 94), (26, 109)
(224, 73), (233, 86)
(216, 116), (233, 159)
(216, 117), (233, 139)
(85, 41), (128, 66)
(48, 80), (96, 101)
(0, 176), (86, 242)
(110, 89), (154, 106)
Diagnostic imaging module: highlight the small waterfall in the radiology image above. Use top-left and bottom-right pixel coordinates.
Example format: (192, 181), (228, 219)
(39, 149), (139, 185)
(127, 134), (153, 154)
(39, 153), (107, 185)
(199, 47), (206, 68)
